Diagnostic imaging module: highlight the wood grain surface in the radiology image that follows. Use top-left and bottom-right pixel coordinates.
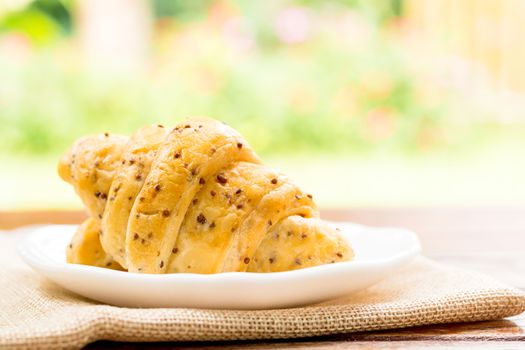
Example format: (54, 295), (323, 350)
(1, 208), (524, 349)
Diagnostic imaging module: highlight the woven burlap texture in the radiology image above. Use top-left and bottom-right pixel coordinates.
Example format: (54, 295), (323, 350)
(1, 229), (524, 350)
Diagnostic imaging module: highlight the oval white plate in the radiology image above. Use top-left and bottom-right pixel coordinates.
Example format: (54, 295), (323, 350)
(18, 223), (420, 310)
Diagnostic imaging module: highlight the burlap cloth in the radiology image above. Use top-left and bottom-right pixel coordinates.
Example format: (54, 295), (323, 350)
(1, 228), (524, 350)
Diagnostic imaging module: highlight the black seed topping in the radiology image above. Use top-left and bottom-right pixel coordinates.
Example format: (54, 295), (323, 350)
(197, 213), (207, 224)
(192, 198), (198, 205)
(162, 209), (171, 217)
(307, 194), (313, 199)
(271, 178), (278, 185)
(237, 142), (243, 149)
(174, 152), (181, 159)
(235, 188), (242, 195)
(159, 260), (164, 268)
(199, 177), (205, 185)
(154, 184), (161, 192)
(172, 248), (178, 254)
(209, 221), (216, 229)
(210, 190), (216, 197)
(216, 174), (227, 184)
(243, 257), (250, 264)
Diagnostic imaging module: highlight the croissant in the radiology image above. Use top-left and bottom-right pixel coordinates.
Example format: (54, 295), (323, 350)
(59, 119), (353, 274)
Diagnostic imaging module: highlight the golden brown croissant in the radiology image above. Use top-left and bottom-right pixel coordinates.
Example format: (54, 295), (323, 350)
(59, 119), (353, 274)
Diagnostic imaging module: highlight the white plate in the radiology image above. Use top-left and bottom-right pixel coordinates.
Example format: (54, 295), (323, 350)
(18, 223), (420, 310)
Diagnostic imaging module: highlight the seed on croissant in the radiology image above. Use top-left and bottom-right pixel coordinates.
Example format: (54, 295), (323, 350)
(196, 213), (207, 224)
(216, 174), (227, 184)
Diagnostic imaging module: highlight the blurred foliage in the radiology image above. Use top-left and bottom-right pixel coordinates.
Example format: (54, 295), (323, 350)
(153, 0), (212, 20)
(0, 0), (70, 43)
(0, 0), (478, 157)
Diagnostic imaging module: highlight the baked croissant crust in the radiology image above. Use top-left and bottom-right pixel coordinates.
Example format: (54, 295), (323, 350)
(59, 119), (353, 274)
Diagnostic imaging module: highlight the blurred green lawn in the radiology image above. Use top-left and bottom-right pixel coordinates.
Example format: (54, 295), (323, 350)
(3, 138), (524, 210)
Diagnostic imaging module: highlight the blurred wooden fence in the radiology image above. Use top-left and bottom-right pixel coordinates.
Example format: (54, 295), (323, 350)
(405, 0), (525, 94)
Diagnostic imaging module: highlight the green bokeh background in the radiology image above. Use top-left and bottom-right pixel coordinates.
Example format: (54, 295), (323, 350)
(1, 0), (524, 209)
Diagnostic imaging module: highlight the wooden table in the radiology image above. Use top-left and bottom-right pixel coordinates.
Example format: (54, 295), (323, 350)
(2, 208), (524, 349)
